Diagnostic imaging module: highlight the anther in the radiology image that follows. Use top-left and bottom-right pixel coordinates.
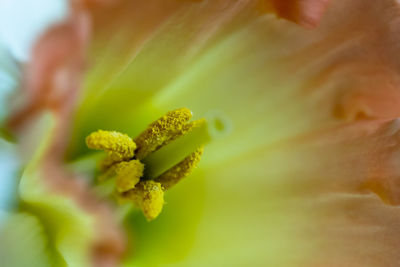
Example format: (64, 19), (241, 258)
(115, 160), (144, 192)
(86, 108), (227, 220)
(134, 108), (192, 159)
(86, 130), (136, 162)
(155, 147), (204, 190)
(123, 180), (164, 221)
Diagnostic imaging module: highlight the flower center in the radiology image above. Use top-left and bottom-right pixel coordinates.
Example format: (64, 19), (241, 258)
(85, 108), (215, 220)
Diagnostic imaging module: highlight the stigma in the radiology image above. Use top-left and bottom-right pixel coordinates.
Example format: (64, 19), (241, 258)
(86, 108), (209, 221)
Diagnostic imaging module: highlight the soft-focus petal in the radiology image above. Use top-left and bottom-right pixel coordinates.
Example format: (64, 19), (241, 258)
(259, 0), (332, 27)
(0, 212), (51, 267)
(178, 119), (400, 266)
(8, 11), (90, 135)
(0, 137), (19, 212)
(2, 3), (126, 264)
(15, 113), (124, 266)
(67, 0), (400, 160)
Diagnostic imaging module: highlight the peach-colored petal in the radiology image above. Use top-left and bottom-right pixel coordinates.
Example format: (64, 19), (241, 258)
(283, 0), (400, 120)
(68, 0), (400, 152)
(258, 0), (332, 27)
(8, 10), (90, 131)
(278, 118), (400, 266)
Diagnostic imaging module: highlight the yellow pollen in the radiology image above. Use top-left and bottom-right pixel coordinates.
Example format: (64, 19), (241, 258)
(115, 160), (144, 192)
(123, 180), (164, 221)
(86, 130), (136, 162)
(134, 108), (192, 159)
(86, 108), (210, 221)
(156, 147), (204, 190)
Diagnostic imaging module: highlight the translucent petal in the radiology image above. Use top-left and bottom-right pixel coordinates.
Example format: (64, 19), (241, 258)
(0, 137), (19, 212)
(178, 119), (400, 266)
(0, 212), (51, 267)
(17, 113), (124, 266)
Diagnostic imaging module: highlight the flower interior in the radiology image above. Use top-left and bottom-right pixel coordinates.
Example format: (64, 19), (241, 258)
(85, 107), (223, 220)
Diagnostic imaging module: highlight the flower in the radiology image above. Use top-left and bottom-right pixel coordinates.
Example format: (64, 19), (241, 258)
(3, 0), (400, 266)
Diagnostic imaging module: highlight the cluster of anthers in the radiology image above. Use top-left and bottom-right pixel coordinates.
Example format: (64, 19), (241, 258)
(86, 108), (209, 220)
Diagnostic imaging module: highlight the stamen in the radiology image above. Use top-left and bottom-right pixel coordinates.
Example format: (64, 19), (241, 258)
(134, 108), (192, 160)
(86, 108), (229, 221)
(115, 160), (144, 192)
(155, 147), (204, 190)
(86, 130), (136, 162)
(141, 119), (210, 179)
(123, 180), (164, 221)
